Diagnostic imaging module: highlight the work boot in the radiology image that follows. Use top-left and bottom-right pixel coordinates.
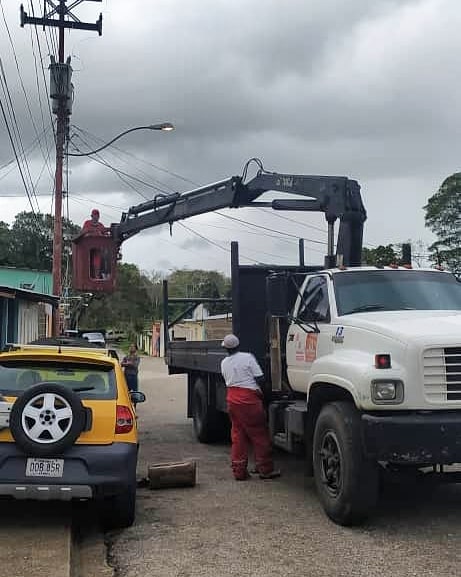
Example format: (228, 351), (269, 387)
(259, 469), (281, 479)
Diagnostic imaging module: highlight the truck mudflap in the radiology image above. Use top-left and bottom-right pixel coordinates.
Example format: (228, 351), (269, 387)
(361, 412), (461, 464)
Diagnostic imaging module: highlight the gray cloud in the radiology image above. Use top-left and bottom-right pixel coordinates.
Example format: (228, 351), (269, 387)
(1, 0), (457, 274)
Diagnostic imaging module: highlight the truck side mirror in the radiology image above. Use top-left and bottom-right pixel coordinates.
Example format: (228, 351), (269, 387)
(266, 273), (288, 317)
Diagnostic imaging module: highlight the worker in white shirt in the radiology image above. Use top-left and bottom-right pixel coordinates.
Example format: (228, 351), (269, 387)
(220, 334), (280, 481)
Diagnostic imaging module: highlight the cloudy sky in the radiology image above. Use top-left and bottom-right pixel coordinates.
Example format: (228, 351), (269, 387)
(0, 0), (459, 274)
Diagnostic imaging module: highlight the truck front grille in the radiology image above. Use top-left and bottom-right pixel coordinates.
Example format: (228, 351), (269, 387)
(423, 347), (461, 402)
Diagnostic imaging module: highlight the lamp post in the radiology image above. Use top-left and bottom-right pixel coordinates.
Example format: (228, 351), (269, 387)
(54, 121), (174, 335)
(67, 122), (174, 157)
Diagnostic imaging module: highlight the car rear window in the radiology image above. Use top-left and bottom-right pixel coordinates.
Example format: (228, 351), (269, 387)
(0, 361), (116, 400)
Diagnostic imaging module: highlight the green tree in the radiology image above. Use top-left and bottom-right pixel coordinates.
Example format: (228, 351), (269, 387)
(362, 245), (399, 267)
(168, 269), (231, 315)
(0, 222), (12, 265)
(79, 263), (157, 333)
(9, 212), (80, 271)
(425, 173), (461, 272)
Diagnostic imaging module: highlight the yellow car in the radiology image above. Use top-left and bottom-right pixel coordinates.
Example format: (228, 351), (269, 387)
(0, 345), (145, 528)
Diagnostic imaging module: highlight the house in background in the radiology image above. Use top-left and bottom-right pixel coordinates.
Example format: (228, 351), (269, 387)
(138, 306), (232, 357)
(0, 267), (58, 348)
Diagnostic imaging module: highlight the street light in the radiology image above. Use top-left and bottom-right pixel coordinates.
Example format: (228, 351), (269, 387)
(67, 122), (175, 156)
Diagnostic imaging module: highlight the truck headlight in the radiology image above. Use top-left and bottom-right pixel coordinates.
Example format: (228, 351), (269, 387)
(371, 380), (404, 404)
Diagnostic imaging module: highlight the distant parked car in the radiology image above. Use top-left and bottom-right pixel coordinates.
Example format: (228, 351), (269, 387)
(81, 332), (106, 348)
(106, 329), (126, 343)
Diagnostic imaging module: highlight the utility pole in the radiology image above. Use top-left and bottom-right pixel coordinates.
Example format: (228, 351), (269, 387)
(20, 1), (102, 335)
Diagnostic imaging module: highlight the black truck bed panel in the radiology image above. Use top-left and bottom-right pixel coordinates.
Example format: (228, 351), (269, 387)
(167, 340), (225, 375)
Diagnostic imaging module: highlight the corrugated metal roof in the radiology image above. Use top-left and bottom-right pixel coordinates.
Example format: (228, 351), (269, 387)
(0, 285), (58, 306)
(0, 267), (52, 295)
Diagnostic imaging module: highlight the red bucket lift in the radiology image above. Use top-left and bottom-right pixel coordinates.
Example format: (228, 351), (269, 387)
(72, 233), (118, 293)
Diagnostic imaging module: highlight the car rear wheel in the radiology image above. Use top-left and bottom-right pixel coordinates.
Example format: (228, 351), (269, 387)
(10, 382), (86, 457)
(100, 482), (136, 529)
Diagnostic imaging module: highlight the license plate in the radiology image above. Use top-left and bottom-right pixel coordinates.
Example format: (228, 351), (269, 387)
(26, 458), (64, 478)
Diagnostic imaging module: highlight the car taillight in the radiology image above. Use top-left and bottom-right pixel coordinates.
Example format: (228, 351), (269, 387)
(115, 405), (133, 434)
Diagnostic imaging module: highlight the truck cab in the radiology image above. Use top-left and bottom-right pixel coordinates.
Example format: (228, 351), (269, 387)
(286, 267), (461, 407)
(274, 266), (461, 525)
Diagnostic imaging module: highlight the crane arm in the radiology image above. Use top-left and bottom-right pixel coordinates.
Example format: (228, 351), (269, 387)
(111, 169), (367, 266)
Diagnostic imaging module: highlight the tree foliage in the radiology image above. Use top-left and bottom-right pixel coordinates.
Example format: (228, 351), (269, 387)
(425, 173), (461, 271)
(78, 263), (157, 333)
(362, 245), (399, 267)
(3, 208), (231, 334)
(78, 267), (231, 333)
(0, 212), (79, 271)
(168, 269), (231, 315)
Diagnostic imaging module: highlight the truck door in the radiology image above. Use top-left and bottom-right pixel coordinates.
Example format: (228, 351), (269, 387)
(286, 275), (334, 392)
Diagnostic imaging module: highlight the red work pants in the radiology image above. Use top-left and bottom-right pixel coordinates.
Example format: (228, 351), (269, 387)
(227, 387), (274, 480)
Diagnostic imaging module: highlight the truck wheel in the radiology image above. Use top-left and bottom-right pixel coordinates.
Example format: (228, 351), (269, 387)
(192, 378), (218, 443)
(313, 401), (378, 526)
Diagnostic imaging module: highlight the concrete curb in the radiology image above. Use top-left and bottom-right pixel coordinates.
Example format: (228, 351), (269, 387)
(71, 524), (114, 577)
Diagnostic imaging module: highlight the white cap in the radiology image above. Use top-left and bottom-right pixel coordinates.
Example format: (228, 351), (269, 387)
(221, 334), (240, 349)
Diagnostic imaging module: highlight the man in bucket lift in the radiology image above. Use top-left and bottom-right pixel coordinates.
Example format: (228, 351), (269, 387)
(81, 209), (109, 279)
(82, 208), (106, 235)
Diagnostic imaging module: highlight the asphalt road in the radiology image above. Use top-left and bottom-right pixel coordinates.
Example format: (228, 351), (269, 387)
(108, 357), (461, 577)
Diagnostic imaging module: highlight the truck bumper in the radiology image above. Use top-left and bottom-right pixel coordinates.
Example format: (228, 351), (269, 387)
(362, 412), (461, 464)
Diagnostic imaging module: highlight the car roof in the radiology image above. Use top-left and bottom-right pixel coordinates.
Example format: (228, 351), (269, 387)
(0, 344), (119, 366)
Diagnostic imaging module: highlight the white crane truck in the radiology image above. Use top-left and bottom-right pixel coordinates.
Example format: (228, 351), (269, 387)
(108, 164), (461, 525)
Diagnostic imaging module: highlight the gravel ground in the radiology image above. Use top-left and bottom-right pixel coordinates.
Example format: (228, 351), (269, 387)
(108, 357), (461, 577)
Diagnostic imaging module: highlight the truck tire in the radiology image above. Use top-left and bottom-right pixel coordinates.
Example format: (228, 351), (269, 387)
(192, 377), (219, 443)
(313, 401), (378, 526)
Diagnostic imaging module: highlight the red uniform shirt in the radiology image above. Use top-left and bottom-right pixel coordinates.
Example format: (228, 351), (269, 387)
(82, 220), (106, 234)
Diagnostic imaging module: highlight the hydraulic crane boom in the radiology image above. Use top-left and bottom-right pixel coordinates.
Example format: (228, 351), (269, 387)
(111, 169), (367, 267)
(72, 165), (367, 295)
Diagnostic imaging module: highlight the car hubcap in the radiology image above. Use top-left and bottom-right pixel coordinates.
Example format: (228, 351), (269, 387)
(319, 430), (342, 497)
(21, 393), (73, 443)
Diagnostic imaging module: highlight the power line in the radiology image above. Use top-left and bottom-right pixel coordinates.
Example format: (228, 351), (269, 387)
(177, 222), (261, 264)
(70, 129), (173, 195)
(29, 1), (56, 142)
(0, 0), (54, 189)
(73, 124), (198, 188)
(69, 138), (151, 201)
(215, 211), (328, 245)
(0, 60), (39, 212)
(199, 222), (326, 256)
(70, 133), (170, 200)
(255, 207), (327, 234)
(0, 96), (38, 214)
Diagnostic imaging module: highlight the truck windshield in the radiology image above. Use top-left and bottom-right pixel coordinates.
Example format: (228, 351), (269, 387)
(334, 270), (461, 316)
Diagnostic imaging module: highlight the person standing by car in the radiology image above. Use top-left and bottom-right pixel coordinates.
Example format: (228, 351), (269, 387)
(121, 344), (140, 392)
(220, 334), (280, 481)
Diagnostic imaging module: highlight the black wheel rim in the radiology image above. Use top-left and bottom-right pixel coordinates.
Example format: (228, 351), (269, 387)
(319, 430), (342, 497)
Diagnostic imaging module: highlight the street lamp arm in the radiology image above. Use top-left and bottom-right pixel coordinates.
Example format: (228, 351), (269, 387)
(67, 123), (174, 157)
